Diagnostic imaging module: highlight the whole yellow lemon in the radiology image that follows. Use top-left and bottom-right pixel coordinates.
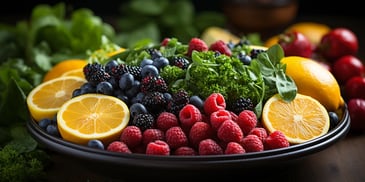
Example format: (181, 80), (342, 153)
(281, 56), (344, 111)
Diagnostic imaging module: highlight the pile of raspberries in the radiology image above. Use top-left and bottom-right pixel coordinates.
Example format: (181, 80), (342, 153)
(106, 92), (290, 156)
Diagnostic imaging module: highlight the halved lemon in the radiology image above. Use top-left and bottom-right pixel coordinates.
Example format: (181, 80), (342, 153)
(57, 94), (130, 145)
(61, 68), (85, 79)
(27, 76), (87, 122)
(43, 59), (88, 82)
(262, 93), (330, 144)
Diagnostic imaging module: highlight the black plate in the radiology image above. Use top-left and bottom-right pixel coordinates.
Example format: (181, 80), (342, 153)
(26, 106), (350, 179)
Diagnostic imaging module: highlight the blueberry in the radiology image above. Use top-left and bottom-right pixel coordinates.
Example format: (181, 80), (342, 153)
(125, 80), (140, 98)
(129, 103), (148, 118)
(117, 94), (129, 105)
(140, 58), (154, 68)
(119, 72), (135, 90)
(80, 82), (96, 94)
(141, 64), (159, 78)
(87, 139), (105, 150)
(96, 81), (114, 95)
(38, 118), (53, 130)
(105, 60), (119, 73)
(238, 53), (251, 65)
(153, 57), (169, 69)
(46, 124), (60, 137)
(163, 92), (172, 103)
(131, 92), (145, 104)
(72, 88), (82, 97)
(189, 95), (204, 112)
(329, 111), (339, 128)
(107, 77), (118, 88)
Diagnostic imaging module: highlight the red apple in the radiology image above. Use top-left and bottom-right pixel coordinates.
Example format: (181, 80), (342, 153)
(278, 31), (313, 58)
(347, 98), (365, 133)
(331, 55), (364, 84)
(317, 27), (358, 61)
(345, 76), (365, 100)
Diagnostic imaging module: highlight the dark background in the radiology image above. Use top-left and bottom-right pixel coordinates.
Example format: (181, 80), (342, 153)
(0, 0), (362, 18)
(1, 0), (364, 58)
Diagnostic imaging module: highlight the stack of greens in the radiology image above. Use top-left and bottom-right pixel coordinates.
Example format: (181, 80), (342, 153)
(0, 3), (116, 181)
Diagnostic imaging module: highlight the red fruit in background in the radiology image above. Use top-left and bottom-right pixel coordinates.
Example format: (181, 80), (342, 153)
(278, 31), (313, 58)
(347, 98), (365, 133)
(317, 27), (358, 61)
(345, 76), (365, 100)
(331, 55), (364, 84)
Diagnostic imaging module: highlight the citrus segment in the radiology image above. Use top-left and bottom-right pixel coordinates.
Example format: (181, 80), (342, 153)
(57, 94), (130, 145)
(27, 76), (87, 122)
(281, 56), (344, 111)
(43, 59), (88, 82)
(262, 93), (330, 144)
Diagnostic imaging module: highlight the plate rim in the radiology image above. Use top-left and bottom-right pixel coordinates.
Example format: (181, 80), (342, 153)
(26, 105), (350, 170)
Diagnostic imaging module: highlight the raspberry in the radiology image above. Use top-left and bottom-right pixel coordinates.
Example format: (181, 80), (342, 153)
(210, 109), (232, 130)
(198, 138), (223, 155)
(225, 142), (246, 154)
(165, 126), (189, 149)
(179, 104), (202, 130)
(174, 146), (197, 156)
(156, 111), (179, 131)
(107, 141), (132, 153)
(145, 140), (170, 155)
(240, 134), (264, 153)
(142, 128), (165, 146)
(248, 127), (268, 142)
(120, 126), (142, 148)
(187, 37), (208, 57)
(161, 37), (171, 46)
(204, 93), (226, 116)
(236, 110), (258, 135)
(189, 121), (214, 148)
(217, 119), (244, 143)
(229, 111), (238, 122)
(264, 130), (290, 150)
(209, 40), (232, 56)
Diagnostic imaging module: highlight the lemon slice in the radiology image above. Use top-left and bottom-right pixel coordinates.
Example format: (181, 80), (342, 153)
(262, 93), (330, 144)
(57, 94), (130, 145)
(27, 76), (87, 122)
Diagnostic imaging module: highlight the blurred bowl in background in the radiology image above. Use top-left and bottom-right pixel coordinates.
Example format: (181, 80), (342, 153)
(223, 0), (298, 38)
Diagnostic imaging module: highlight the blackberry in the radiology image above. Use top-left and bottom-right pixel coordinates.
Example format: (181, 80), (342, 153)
(169, 56), (190, 69)
(167, 89), (189, 116)
(250, 49), (266, 59)
(228, 97), (255, 115)
(83, 63), (111, 86)
(146, 48), (162, 60)
(141, 91), (167, 113)
(171, 89), (189, 106)
(108, 63), (142, 81)
(132, 113), (155, 131)
(140, 75), (168, 93)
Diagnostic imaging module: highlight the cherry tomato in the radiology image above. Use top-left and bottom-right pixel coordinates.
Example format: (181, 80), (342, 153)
(331, 55), (364, 84)
(278, 31), (312, 58)
(345, 76), (365, 101)
(317, 27), (358, 61)
(347, 98), (365, 133)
